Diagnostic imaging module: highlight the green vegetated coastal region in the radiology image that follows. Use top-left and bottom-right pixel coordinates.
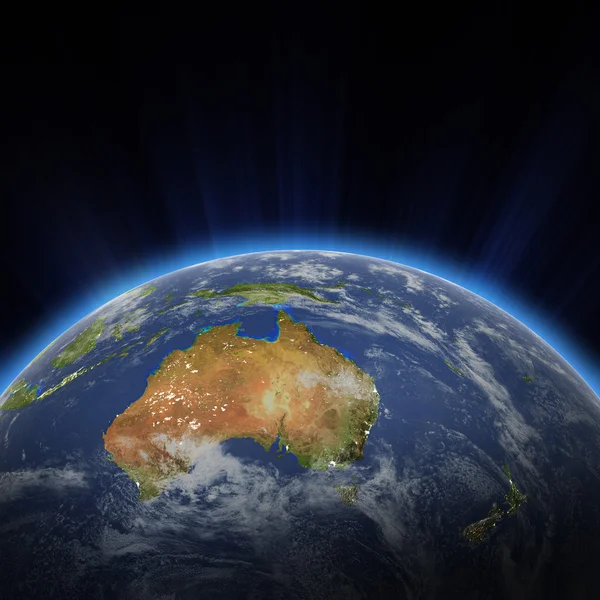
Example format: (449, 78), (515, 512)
(111, 321), (141, 342)
(53, 311), (145, 370)
(52, 318), (106, 369)
(0, 322), (167, 412)
(444, 359), (465, 377)
(2, 359), (107, 410)
(0, 380), (40, 410)
(463, 464), (528, 543)
(188, 282), (340, 306)
(138, 285), (157, 297)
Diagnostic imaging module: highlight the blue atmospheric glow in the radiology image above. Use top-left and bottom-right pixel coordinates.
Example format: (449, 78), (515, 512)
(1, 231), (598, 399)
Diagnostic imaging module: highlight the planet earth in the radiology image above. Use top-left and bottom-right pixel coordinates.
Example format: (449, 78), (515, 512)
(1, 250), (600, 600)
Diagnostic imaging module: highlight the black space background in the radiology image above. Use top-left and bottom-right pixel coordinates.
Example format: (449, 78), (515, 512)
(0, 4), (598, 390)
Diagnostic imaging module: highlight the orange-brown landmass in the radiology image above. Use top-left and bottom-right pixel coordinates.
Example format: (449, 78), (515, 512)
(103, 310), (380, 500)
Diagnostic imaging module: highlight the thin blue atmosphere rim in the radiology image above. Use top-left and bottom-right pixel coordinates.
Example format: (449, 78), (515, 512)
(1, 232), (598, 398)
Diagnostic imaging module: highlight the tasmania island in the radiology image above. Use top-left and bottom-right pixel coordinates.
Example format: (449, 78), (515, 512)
(104, 309), (380, 500)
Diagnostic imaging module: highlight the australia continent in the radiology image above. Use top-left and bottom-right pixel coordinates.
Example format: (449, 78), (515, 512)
(103, 310), (380, 500)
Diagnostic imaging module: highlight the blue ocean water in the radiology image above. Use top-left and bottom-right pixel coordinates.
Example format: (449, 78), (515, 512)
(3, 250), (600, 599)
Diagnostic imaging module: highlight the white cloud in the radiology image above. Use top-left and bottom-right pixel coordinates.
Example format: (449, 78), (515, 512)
(315, 251), (344, 260)
(256, 252), (298, 261)
(89, 287), (154, 324)
(249, 261), (345, 284)
(2, 412), (19, 448)
(309, 302), (443, 354)
(0, 467), (87, 503)
(400, 270), (425, 292)
(468, 319), (600, 426)
(452, 332), (541, 477)
(204, 257), (240, 271)
(412, 366), (455, 395)
(408, 309), (448, 342)
(352, 449), (415, 549)
(367, 263), (403, 277)
(368, 264), (425, 293)
(432, 289), (457, 309)
(364, 346), (400, 362)
(100, 441), (341, 557)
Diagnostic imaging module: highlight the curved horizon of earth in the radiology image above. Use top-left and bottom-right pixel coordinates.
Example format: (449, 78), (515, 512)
(1, 250), (600, 600)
